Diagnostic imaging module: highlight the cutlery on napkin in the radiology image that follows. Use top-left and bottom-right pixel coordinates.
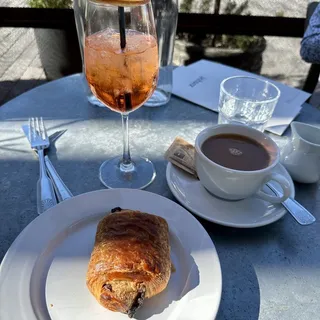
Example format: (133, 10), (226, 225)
(28, 117), (57, 214)
(22, 124), (73, 203)
(165, 136), (316, 226)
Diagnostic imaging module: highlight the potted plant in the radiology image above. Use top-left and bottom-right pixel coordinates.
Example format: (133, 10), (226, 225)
(28, 0), (82, 80)
(175, 0), (266, 74)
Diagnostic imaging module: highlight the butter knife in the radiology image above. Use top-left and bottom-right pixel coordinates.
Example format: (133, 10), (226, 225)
(45, 156), (73, 201)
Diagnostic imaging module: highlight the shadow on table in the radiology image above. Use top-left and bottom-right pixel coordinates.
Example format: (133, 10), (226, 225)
(206, 220), (261, 320)
(196, 218), (296, 320)
(215, 249), (260, 320)
(195, 202), (315, 320)
(0, 79), (48, 107)
(197, 218), (260, 320)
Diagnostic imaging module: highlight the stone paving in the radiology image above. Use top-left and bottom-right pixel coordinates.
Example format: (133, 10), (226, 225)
(0, 0), (47, 105)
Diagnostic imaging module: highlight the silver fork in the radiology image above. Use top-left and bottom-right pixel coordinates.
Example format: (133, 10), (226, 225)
(29, 117), (57, 214)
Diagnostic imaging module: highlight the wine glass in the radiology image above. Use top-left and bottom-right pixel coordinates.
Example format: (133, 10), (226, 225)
(84, 0), (159, 189)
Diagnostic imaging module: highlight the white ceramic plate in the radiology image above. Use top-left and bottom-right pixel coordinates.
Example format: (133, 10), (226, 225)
(166, 163), (295, 228)
(0, 189), (222, 320)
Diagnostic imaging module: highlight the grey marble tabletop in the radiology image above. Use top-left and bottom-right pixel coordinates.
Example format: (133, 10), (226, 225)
(1, 74), (320, 320)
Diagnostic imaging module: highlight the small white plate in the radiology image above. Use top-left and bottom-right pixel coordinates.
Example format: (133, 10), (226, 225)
(0, 189), (221, 320)
(166, 163), (295, 228)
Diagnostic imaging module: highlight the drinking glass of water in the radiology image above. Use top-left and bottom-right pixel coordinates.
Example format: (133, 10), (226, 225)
(218, 76), (280, 131)
(144, 0), (178, 107)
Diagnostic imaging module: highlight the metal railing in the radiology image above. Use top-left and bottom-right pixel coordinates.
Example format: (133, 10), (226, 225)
(0, 8), (305, 37)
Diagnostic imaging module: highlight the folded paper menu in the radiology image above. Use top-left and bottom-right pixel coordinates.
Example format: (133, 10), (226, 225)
(172, 60), (311, 135)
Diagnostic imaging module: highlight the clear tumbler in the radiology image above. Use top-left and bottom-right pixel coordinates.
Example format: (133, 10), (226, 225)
(144, 0), (178, 107)
(218, 76), (281, 132)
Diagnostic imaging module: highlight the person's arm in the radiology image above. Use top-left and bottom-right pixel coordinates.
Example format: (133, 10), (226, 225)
(301, 3), (320, 64)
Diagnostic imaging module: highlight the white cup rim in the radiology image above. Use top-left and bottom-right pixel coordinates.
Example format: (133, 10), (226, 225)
(220, 76), (281, 104)
(195, 124), (280, 174)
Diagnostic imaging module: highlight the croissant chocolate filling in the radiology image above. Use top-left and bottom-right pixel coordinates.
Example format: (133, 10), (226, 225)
(103, 283), (112, 292)
(127, 287), (146, 318)
(111, 207), (122, 213)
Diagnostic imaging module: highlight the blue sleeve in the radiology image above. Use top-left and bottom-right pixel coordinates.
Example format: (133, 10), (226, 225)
(301, 3), (320, 64)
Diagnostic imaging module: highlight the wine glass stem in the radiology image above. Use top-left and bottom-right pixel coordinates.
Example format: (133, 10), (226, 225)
(120, 113), (134, 172)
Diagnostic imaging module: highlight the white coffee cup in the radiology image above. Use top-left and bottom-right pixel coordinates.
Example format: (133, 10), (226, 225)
(195, 124), (292, 203)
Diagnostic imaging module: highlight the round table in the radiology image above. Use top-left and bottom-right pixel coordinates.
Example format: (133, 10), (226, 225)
(1, 74), (320, 320)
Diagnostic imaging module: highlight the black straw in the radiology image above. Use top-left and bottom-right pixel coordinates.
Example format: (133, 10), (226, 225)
(118, 6), (126, 50)
(124, 92), (132, 112)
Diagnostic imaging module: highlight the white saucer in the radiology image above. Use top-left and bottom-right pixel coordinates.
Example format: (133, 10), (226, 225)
(166, 163), (295, 228)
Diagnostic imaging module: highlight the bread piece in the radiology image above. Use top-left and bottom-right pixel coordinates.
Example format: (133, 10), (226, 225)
(86, 207), (171, 318)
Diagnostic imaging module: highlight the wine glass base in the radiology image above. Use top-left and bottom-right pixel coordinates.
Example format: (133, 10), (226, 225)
(99, 156), (156, 189)
(144, 88), (170, 107)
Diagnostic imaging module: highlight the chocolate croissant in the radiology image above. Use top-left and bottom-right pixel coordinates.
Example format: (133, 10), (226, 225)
(86, 207), (171, 318)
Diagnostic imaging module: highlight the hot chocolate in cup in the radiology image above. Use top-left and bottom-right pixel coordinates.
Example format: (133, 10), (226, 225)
(195, 124), (292, 203)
